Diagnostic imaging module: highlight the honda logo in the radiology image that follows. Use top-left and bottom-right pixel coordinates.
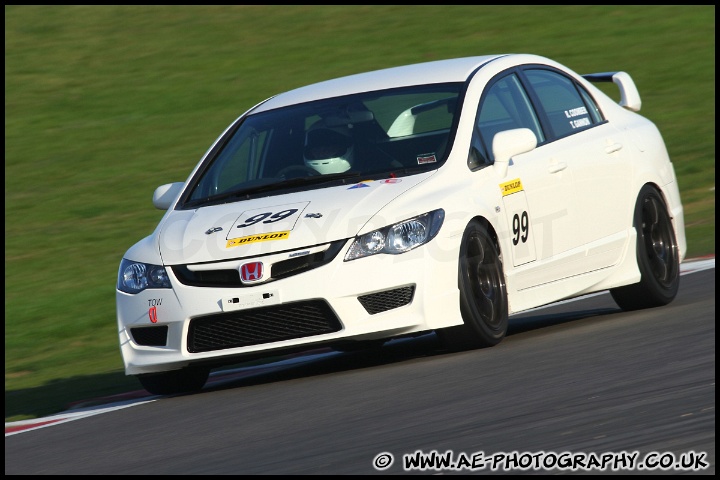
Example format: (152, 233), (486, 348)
(240, 262), (264, 284)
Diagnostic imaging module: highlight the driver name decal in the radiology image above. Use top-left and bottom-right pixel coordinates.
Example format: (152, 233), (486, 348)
(500, 178), (524, 197)
(565, 106), (591, 129)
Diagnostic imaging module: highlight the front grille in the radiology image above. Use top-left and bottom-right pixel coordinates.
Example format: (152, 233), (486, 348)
(358, 285), (415, 314)
(187, 300), (342, 353)
(131, 325), (169, 346)
(172, 240), (346, 288)
(172, 266), (240, 287)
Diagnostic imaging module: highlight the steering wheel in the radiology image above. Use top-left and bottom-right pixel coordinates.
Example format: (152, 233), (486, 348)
(276, 165), (320, 179)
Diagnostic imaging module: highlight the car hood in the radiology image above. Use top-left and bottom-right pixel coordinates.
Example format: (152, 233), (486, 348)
(157, 173), (435, 265)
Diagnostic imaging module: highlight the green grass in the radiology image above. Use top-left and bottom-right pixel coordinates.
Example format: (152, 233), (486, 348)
(5, 5), (715, 421)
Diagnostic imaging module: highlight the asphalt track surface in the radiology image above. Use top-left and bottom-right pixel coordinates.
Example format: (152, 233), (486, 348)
(5, 259), (715, 475)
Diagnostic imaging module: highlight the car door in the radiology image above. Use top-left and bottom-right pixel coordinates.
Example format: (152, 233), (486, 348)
(471, 72), (583, 288)
(521, 67), (634, 271)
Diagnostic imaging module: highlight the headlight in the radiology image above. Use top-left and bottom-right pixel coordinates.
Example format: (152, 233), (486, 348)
(345, 209), (444, 261)
(117, 258), (172, 294)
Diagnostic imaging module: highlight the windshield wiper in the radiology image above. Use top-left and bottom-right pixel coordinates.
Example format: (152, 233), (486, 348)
(183, 171), (361, 208)
(249, 171), (362, 195)
(389, 164), (438, 177)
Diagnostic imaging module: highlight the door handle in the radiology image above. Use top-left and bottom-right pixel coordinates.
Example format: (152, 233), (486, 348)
(548, 162), (567, 173)
(605, 143), (623, 154)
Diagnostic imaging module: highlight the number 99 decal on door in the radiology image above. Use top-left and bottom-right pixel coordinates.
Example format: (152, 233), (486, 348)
(499, 178), (536, 267)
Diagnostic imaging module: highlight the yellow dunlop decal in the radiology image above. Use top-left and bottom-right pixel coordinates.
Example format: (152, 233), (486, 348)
(226, 231), (290, 248)
(499, 178), (523, 197)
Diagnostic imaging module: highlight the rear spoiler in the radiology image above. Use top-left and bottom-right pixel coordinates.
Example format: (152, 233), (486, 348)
(582, 71), (641, 112)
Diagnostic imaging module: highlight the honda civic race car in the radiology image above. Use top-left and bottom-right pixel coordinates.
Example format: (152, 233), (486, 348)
(116, 54), (686, 395)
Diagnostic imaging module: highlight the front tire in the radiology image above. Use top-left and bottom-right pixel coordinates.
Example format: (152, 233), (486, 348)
(438, 220), (508, 350)
(610, 185), (680, 310)
(137, 365), (210, 396)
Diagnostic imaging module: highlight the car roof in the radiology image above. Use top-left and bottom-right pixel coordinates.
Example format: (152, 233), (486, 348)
(252, 54), (509, 114)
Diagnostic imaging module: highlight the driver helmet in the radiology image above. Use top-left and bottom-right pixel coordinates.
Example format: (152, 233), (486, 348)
(303, 124), (353, 174)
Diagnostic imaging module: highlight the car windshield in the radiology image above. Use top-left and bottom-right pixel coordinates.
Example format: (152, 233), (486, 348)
(182, 83), (463, 208)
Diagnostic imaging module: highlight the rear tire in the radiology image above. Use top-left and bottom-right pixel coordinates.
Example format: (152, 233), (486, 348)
(438, 220), (508, 350)
(137, 366), (210, 396)
(610, 185), (680, 310)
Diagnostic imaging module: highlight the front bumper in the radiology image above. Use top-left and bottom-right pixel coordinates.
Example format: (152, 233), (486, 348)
(117, 236), (462, 375)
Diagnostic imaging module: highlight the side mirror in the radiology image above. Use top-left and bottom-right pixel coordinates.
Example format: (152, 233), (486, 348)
(152, 182), (184, 210)
(492, 128), (537, 178)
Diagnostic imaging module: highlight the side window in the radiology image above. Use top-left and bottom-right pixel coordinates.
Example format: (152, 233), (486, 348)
(191, 127), (271, 198)
(213, 129), (270, 194)
(469, 73), (543, 168)
(579, 88), (604, 123)
(523, 69), (601, 139)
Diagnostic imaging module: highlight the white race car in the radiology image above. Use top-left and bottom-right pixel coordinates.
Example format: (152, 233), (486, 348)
(116, 54), (686, 395)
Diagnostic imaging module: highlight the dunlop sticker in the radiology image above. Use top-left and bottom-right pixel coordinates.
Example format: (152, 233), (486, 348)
(226, 231), (290, 248)
(499, 178), (523, 197)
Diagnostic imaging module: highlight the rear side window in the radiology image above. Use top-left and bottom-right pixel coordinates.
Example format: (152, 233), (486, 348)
(523, 69), (602, 139)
